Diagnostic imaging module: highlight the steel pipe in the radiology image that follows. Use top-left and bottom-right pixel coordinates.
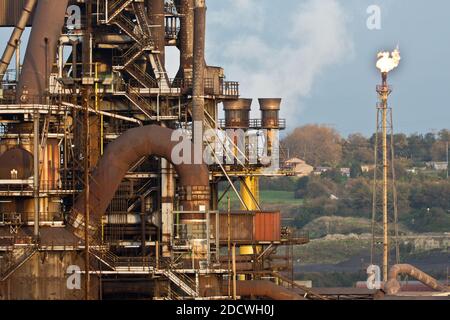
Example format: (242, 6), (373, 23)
(222, 280), (304, 300)
(385, 264), (448, 295)
(175, 0), (195, 79)
(68, 125), (210, 239)
(0, 0), (37, 80)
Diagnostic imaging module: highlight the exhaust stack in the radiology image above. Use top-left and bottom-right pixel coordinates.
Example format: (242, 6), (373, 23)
(175, 0), (195, 79)
(16, 0), (69, 103)
(192, 0), (206, 127)
(223, 99), (252, 129)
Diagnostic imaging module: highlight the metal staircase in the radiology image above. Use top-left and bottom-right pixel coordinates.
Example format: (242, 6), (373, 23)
(132, 1), (152, 37)
(113, 13), (142, 43)
(115, 41), (154, 68)
(123, 86), (155, 118)
(89, 247), (119, 271)
(105, 0), (171, 92)
(1, 246), (38, 281)
(106, 0), (135, 23)
(163, 269), (198, 298)
(122, 63), (158, 89)
(148, 54), (170, 91)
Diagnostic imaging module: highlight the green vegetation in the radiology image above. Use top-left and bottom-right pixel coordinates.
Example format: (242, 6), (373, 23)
(218, 189), (303, 210)
(286, 175), (450, 233)
(295, 272), (366, 288)
(301, 216), (411, 239)
(295, 237), (371, 265)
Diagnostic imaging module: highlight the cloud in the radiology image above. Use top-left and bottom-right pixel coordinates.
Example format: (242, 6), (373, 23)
(208, 0), (265, 32)
(207, 0), (354, 121)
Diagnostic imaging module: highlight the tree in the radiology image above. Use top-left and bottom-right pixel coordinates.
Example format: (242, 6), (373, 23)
(438, 129), (450, 142)
(283, 124), (343, 167)
(407, 133), (433, 163)
(343, 133), (373, 165)
(295, 176), (337, 199)
(350, 162), (363, 178)
(392, 133), (409, 159)
(431, 141), (448, 162)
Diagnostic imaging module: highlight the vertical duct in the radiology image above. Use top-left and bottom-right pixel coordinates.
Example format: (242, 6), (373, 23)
(147, 0), (166, 66)
(161, 158), (175, 257)
(17, 0), (69, 103)
(223, 99), (252, 129)
(259, 98), (282, 161)
(175, 0), (194, 79)
(192, 0), (206, 140)
(0, 0), (37, 80)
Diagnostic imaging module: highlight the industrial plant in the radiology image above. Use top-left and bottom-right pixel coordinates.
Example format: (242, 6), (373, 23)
(0, 0), (447, 300)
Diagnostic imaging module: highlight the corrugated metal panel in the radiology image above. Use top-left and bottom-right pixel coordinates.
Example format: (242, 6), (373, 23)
(0, 0), (31, 27)
(211, 211), (281, 243)
(212, 212), (254, 242)
(254, 211), (281, 242)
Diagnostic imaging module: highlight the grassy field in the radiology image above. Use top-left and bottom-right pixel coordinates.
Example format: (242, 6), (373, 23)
(218, 190), (303, 210)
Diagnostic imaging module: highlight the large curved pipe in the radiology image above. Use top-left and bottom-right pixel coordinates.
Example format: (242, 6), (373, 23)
(0, 0), (37, 80)
(68, 125), (210, 239)
(17, 0), (69, 103)
(222, 281), (304, 300)
(385, 264), (448, 295)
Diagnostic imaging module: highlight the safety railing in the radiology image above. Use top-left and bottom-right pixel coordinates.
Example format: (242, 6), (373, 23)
(218, 118), (286, 130)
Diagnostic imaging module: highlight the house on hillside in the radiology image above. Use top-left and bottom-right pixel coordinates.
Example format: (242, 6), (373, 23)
(340, 167), (351, 177)
(284, 158), (314, 177)
(313, 166), (332, 175)
(426, 161), (448, 171)
(361, 164), (376, 173)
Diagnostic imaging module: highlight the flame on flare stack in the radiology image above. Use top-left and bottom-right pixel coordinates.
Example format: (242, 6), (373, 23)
(376, 47), (401, 74)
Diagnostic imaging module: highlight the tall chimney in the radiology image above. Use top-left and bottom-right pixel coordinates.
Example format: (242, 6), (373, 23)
(192, 0), (206, 153)
(175, 0), (195, 79)
(17, 0), (69, 103)
(147, 0), (165, 66)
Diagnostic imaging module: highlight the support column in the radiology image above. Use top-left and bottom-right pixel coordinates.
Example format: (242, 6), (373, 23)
(33, 111), (40, 240)
(147, 0), (166, 66)
(175, 0), (194, 79)
(161, 158), (175, 258)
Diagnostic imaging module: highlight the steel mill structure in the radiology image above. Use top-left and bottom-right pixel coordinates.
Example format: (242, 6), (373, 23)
(0, 0), (315, 300)
(0, 1), (447, 301)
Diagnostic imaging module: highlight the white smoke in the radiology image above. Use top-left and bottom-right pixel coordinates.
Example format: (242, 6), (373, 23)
(207, 0), (354, 121)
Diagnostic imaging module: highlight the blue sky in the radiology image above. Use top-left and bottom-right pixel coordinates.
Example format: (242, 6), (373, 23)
(201, 0), (450, 136)
(2, 0), (450, 136)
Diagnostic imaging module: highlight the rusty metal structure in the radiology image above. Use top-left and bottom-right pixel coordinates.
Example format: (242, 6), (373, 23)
(0, 0), (313, 300)
(0, 0), (446, 301)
